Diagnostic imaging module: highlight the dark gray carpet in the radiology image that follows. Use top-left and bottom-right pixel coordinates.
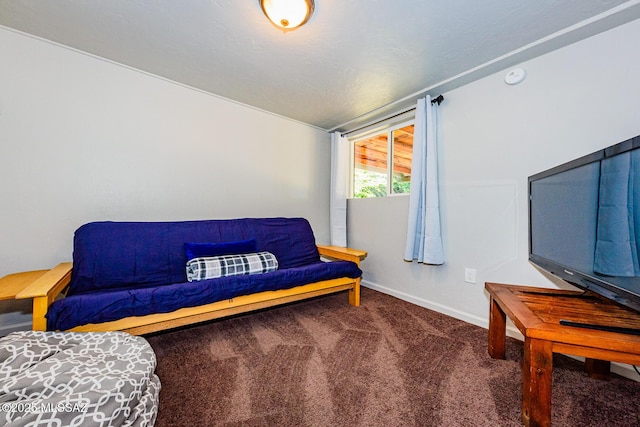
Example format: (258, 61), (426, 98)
(147, 288), (640, 426)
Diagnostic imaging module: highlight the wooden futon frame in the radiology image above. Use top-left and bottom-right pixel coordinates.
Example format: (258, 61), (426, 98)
(11, 245), (367, 335)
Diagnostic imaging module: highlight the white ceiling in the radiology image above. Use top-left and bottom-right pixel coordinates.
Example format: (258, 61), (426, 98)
(2, 0), (640, 132)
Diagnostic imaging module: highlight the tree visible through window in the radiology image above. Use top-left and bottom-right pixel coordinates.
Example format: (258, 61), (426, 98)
(352, 123), (414, 198)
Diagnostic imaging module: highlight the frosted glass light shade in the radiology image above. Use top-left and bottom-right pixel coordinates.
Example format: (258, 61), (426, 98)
(260, 0), (315, 31)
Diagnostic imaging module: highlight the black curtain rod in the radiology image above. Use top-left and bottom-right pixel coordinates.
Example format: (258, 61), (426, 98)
(342, 95), (444, 137)
(431, 94), (444, 105)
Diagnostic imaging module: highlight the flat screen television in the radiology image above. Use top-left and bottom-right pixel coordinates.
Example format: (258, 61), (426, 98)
(529, 134), (640, 315)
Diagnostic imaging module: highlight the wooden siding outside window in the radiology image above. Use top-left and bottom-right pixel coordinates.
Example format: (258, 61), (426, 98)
(353, 124), (414, 198)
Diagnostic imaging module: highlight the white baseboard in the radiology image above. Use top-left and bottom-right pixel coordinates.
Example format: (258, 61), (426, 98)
(362, 280), (640, 382)
(361, 280), (488, 328)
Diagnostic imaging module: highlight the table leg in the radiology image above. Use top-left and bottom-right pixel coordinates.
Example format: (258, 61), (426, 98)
(522, 338), (553, 427)
(585, 358), (611, 380)
(488, 296), (507, 359)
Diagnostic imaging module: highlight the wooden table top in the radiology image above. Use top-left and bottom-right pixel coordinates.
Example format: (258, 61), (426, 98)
(0, 270), (47, 301)
(486, 282), (640, 353)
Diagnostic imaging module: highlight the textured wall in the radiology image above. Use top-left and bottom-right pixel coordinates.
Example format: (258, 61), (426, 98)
(0, 28), (330, 333)
(348, 18), (640, 329)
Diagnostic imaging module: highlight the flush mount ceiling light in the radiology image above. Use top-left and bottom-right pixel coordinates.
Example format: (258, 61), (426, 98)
(260, 0), (315, 32)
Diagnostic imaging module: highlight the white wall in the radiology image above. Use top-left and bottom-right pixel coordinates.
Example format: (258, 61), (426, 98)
(349, 18), (640, 328)
(0, 27), (331, 333)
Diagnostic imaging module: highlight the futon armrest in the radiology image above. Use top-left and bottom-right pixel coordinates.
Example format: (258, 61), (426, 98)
(317, 245), (367, 266)
(16, 262), (73, 300)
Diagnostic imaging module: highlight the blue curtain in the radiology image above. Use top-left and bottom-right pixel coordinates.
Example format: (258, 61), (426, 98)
(403, 96), (444, 264)
(330, 131), (349, 247)
(593, 150), (640, 276)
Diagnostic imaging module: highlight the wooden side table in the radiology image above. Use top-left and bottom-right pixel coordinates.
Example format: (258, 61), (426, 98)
(0, 270), (47, 301)
(486, 282), (640, 427)
(0, 270), (48, 331)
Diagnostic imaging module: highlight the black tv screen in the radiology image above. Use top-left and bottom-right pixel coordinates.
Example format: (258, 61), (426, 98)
(529, 135), (640, 313)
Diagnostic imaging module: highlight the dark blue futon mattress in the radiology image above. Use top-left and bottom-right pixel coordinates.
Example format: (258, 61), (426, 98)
(46, 260), (361, 331)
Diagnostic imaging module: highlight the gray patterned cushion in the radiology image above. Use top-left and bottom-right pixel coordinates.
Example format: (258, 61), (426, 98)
(0, 331), (160, 427)
(186, 251), (279, 281)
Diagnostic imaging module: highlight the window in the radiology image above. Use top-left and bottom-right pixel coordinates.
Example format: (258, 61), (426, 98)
(351, 122), (414, 198)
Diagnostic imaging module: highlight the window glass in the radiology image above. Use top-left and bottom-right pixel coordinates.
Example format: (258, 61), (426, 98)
(392, 125), (413, 194)
(354, 134), (388, 198)
(352, 123), (414, 198)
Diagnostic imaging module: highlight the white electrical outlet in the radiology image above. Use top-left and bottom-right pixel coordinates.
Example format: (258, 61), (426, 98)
(464, 268), (477, 284)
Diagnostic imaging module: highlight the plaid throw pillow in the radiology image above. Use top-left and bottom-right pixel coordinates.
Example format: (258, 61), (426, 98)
(186, 251), (279, 282)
